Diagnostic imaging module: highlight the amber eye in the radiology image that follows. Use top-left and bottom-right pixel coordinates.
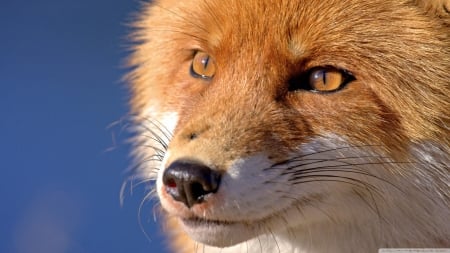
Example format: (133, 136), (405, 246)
(309, 68), (345, 92)
(190, 51), (216, 79)
(288, 66), (354, 93)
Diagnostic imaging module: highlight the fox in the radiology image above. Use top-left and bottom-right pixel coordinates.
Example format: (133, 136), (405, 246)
(126, 0), (450, 252)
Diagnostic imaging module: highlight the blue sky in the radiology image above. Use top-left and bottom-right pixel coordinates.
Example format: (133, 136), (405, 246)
(0, 1), (168, 252)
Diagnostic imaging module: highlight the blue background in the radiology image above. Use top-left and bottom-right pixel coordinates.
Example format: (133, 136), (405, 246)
(0, 1), (168, 252)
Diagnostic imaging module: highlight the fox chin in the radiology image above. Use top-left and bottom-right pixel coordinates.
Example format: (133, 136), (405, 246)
(126, 0), (450, 252)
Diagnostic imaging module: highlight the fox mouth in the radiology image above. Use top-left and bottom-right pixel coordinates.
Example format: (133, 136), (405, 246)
(181, 217), (239, 227)
(179, 216), (258, 247)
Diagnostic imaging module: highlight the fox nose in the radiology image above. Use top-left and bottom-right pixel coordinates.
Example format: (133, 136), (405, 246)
(162, 160), (221, 208)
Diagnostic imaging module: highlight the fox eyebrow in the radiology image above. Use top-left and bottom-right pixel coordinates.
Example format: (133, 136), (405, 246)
(287, 37), (307, 58)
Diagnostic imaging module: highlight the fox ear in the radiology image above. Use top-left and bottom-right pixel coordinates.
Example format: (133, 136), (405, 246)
(414, 0), (450, 18)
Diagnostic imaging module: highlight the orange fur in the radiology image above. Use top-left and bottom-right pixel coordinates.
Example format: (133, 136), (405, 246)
(127, 0), (449, 252)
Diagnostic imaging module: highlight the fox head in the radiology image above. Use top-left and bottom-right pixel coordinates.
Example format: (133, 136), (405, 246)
(127, 0), (450, 252)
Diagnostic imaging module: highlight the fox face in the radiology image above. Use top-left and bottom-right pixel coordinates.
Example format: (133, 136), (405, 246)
(127, 0), (450, 252)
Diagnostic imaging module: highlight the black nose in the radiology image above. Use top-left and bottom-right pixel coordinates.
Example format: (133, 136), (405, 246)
(162, 160), (221, 208)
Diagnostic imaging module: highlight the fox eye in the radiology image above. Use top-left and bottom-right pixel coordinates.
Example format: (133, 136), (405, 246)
(309, 68), (345, 92)
(190, 51), (216, 79)
(288, 67), (354, 93)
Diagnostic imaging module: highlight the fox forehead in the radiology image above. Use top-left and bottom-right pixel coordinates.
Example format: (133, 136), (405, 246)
(147, 0), (427, 54)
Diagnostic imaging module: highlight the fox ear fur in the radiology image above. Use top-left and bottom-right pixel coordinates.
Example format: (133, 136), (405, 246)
(415, 0), (450, 20)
